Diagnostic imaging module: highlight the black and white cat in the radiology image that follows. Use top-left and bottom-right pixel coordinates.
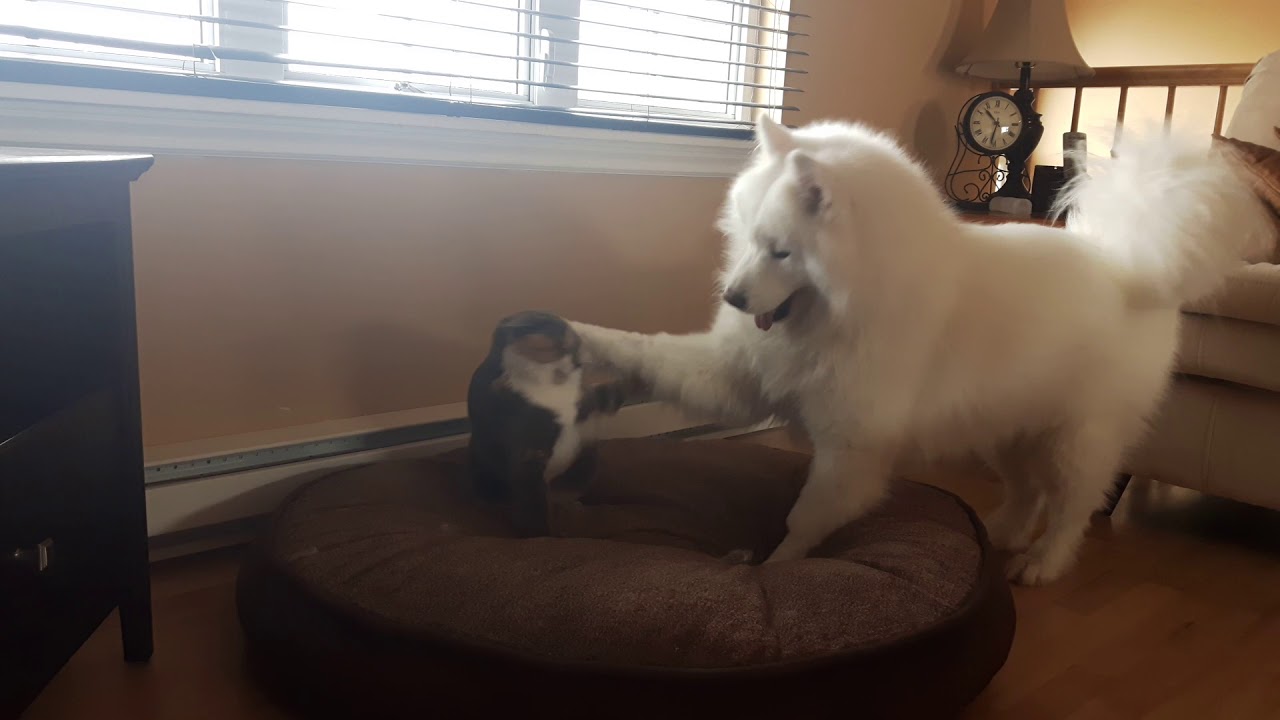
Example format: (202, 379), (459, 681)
(466, 311), (632, 535)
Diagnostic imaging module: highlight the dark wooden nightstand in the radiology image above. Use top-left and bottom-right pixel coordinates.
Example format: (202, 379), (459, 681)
(0, 149), (155, 717)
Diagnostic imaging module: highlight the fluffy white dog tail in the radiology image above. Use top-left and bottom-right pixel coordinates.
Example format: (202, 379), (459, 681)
(1054, 134), (1277, 309)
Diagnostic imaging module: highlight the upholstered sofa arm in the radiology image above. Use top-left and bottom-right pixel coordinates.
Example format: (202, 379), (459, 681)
(1185, 262), (1280, 328)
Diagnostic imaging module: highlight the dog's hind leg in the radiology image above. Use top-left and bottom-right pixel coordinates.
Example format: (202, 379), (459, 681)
(1006, 423), (1125, 585)
(570, 323), (765, 426)
(982, 441), (1048, 551)
(765, 442), (893, 562)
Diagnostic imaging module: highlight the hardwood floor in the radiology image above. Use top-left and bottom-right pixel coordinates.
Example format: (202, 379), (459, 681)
(22, 432), (1280, 719)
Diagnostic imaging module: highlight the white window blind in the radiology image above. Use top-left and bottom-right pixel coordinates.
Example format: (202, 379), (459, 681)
(0, 0), (805, 137)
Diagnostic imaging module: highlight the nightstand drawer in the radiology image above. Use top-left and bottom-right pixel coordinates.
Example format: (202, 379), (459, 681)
(0, 390), (131, 706)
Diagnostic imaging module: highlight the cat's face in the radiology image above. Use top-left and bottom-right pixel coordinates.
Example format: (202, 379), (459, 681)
(494, 311), (583, 384)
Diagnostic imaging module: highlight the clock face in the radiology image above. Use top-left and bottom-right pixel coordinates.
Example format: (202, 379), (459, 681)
(964, 93), (1025, 155)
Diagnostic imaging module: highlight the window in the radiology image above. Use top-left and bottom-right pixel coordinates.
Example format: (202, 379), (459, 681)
(0, 0), (801, 137)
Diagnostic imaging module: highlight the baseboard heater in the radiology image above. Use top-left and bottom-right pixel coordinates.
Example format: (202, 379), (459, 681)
(146, 418), (475, 486)
(144, 402), (760, 559)
(146, 413), (716, 486)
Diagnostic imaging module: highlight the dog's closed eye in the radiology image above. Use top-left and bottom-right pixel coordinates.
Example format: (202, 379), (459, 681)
(770, 248), (792, 259)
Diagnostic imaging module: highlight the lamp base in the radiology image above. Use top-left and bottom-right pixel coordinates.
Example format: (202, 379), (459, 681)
(995, 62), (1042, 201)
(992, 167), (1033, 199)
(989, 196), (1033, 216)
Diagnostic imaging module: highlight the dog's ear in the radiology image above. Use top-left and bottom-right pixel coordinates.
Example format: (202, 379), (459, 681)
(786, 150), (829, 216)
(756, 116), (796, 157)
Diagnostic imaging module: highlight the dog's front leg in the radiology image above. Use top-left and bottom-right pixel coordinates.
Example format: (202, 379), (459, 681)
(766, 439), (894, 562)
(764, 311), (940, 562)
(570, 322), (765, 426)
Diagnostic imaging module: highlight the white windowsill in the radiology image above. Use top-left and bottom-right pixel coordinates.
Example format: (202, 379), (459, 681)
(0, 81), (756, 177)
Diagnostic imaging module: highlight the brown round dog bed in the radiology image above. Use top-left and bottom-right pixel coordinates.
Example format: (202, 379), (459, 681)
(237, 438), (1014, 720)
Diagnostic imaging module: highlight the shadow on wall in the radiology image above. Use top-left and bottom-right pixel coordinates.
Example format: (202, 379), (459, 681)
(910, 0), (990, 174)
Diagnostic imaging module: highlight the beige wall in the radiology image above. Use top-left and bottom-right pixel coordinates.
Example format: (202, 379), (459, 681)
(1066, 0), (1278, 66)
(134, 163), (727, 450)
(134, 0), (990, 454)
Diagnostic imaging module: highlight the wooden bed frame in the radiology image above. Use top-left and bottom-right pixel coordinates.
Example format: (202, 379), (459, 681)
(1029, 62), (1255, 140)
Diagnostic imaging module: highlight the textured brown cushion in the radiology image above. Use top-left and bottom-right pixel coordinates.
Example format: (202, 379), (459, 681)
(1214, 133), (1280, 261)
(237, 438), (1014, 720)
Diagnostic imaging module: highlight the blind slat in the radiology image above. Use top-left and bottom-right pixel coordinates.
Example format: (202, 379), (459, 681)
(438, 0), (807, 37)
(575, 0), (804, 35)
(706, 0), (807, 17)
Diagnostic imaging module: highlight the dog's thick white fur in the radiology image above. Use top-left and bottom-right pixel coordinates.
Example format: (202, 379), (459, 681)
(570, 117), (1276, 584)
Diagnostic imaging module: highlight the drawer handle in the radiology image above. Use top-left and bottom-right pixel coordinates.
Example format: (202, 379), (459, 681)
(10, 538), (54, 573)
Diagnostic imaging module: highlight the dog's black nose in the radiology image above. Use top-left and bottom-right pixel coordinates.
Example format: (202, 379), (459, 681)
(723, 291), (747, 310)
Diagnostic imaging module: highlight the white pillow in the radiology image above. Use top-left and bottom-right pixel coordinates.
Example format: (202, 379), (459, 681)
(1227, 49), (1280, 150)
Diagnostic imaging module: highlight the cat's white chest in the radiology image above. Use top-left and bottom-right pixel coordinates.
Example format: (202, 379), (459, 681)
(507, 366), (584, 481)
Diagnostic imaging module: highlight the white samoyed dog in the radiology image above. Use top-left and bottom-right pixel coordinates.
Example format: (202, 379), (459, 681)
(570, 117), (1275, 584)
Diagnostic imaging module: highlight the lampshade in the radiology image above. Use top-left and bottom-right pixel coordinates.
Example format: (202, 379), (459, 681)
(956, 0), (1093, 81)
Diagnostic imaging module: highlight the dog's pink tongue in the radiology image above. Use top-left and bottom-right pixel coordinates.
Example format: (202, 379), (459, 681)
(755, 312), (774, 331)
